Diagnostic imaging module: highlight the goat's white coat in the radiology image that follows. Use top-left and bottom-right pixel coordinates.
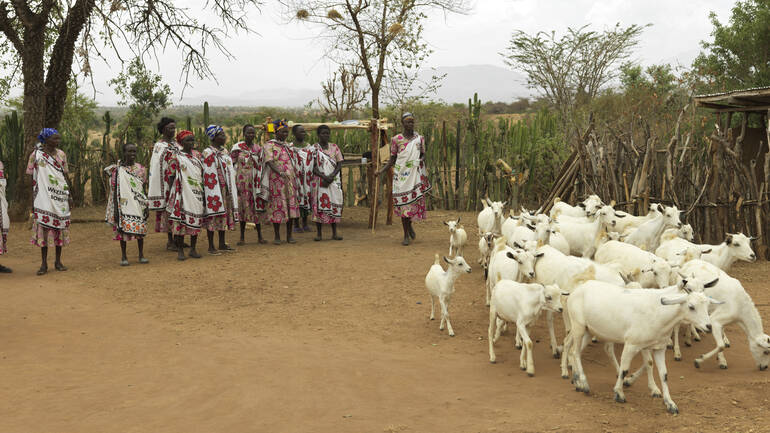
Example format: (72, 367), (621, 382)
(424, 255), (472, 336)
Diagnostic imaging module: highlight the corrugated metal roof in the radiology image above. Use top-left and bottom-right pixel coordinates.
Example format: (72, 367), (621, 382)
(695, 85), (770, 99)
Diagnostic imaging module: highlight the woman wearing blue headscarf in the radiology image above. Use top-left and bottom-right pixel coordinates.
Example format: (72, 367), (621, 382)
(202, 125), (240, 254)
(26, 128), (73, 275)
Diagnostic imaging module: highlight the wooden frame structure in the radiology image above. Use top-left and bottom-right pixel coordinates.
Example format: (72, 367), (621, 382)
(259, 117), (394, 229)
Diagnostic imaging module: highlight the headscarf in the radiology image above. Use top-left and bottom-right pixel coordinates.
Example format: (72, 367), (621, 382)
(176, 130), (194, 143)
(205, 124), (224, 140)
(37, 128), (59, 144)
(401, 112), (414, 121)
(273, 119), (288, 132)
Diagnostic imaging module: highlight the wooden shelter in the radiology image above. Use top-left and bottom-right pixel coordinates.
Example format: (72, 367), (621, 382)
(258, 117), (394, 229)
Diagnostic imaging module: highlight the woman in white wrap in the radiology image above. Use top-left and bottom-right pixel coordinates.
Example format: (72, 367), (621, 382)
(0, 158), (11, 273)
(105, 142), (149, 266)
(310, 124), (344, 241)
(377, 112), (431, 246)
(148, 117), (179, 249)
(166, 130), (205, 261)
(26, 128), (73, 275)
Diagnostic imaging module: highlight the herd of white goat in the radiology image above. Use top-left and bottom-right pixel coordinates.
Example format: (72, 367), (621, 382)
(424, 195), (770, 414)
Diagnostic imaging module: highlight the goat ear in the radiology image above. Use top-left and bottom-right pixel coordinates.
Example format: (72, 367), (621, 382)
(456, 216), (460, 224)
(577, 202), (586, 208)
(501, 201), (507, 207)
(513, 241), (524, 249)
(614, 212), (626, 218)
(709, 297), (725, 305)
(701, 248), (712, 254)
(535, 252), (544, 258)
(660, 294), (688, 305)
(657, 203), (665, 212)
(506, 251), (515, 260)
(561, 292), (570, 296)
(725, 235), (733, 245)
(443, 221), (448, 225)
(526, 224), (535, 231)
(443, 256), (451, 264)
(704, 278), (719, 288)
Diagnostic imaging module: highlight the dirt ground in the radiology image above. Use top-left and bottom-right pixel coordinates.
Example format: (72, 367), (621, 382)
(1, 206), (769, 433)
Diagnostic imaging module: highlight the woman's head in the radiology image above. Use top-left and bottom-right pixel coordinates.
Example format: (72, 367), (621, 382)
(122, 142), (138, 162)
(292, 124), (306, 142)
(206, 125), (226, 146)
(317, 124), (331, 144)
(273, 119), (289, 141)
(38, 128), (60, 148)
(243, 124), (256, 142)
(176, 130), (195, 151)
(401, 112), (415, 133)
(157, 117), (176, 138)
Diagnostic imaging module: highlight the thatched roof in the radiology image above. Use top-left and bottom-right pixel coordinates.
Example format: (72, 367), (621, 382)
(694, 86), (770, 112)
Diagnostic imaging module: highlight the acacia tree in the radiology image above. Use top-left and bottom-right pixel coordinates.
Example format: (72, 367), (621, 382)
(318, 63), (368, 121)
(283, 0), (470, 119)
(501, 24), (647, 144)
(0, 0), (260, 213)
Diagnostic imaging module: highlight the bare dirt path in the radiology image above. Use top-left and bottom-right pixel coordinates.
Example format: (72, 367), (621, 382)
(0, 207), (768, 432)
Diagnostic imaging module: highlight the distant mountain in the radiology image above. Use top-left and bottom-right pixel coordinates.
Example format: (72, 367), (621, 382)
(171, 65), (531, 107)
(420, 64), (532, 103)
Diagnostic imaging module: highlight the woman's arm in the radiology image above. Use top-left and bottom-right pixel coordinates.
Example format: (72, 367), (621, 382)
(377, 154), (396, 176)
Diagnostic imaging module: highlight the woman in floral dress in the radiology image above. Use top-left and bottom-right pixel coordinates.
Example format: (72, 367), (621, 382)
(105, 142), (149, 266)
(231, 124), (267, 245)
(148, 117), (178, 249)
(377, 112), (431, 246)
(202, 125), (239, 255)
(165, 130), (204, 260)
(291, 124), (313, 232)
(310, 124), (344, 241)
(27, 128), (74, 274)
(0, 158), (11, 273)
(263, 119), (300, 244)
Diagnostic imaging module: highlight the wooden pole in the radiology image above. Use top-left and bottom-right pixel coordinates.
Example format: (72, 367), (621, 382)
(368, 119), (378, 230)
(380, 129), (394, 225)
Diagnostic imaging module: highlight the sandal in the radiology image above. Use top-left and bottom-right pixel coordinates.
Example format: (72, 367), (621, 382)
(332, 235), (343, 241)
(237, 240), (246, 246)
(0, 264), (12, 273)
(208, 250), (222, 256)
(258, 239), (268, 244)
(287, 238), (297, 244)
(189, 251), (202, 259)
(314, 236), (322, 242)
(219, 244), (235, 252)
(120, 259), (130, 267)
(54, 263), (68, 271)
(273, 239), (282, 245)
(139, 258), (150, 264)
(401, 238), (411, 246)
(37, 267), (48, 276)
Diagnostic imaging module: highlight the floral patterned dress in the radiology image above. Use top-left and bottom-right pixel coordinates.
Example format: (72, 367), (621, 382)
(105, 163), (147, 241)
(311, 143), (344, 224)
(0, 160), (8, 255)
(263, 139), (300, 224)
(151, 141), (180, 233)
(391, 134), (428, 221)
(26, 149), (71, 247)
(202, 146), (238, 231)
(231, 141), (265, 224)
(165, 149), (204, 236)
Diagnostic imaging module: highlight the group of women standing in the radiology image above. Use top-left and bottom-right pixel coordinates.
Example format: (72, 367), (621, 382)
(0, 111), (430, 275)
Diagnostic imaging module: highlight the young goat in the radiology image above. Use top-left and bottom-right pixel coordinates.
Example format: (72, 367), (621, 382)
(488, 277), (565, 376)
(425, 254), (472, 337)
(444, 217), (467, 257)
(478, 231), (496, 280)
(477, 198), (506, 235)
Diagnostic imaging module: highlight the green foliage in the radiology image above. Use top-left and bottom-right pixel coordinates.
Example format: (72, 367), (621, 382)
(693, 0), (770, 92)
(109, 58), (172, 145)
(0, 111), (24, 198)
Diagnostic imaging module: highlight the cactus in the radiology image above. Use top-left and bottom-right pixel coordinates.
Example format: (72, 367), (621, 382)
(186, 116), (192, 132)
(203, 101), (210, 127)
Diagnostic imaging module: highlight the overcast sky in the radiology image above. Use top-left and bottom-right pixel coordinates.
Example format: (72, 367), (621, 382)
(74, 0), (734, 106)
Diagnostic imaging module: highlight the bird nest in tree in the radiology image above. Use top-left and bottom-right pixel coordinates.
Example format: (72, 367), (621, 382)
(296, 9), (309, 20)
(327, 9), (343, 20)
(388, 23), (404, 35)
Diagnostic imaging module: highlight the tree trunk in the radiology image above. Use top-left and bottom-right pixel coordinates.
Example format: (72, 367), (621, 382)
(370, 88), (379, 120)
(12, 31), (47, 218)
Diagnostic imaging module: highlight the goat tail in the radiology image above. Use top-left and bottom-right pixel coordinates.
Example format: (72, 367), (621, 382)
(434, 254), (440, 266)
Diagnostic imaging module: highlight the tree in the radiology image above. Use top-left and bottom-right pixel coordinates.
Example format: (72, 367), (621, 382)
(317, 63), (368, 121)
(501, 24), (647, 144)
(692, 0), (770, 92)
(109, 57), (172, 144)
(0, 0), (260, 214)
(283, 0), (470, 118)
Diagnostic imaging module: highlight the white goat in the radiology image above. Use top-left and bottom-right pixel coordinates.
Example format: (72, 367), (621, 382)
(424, 254), (472, 337)
(477, 231), (495, 279)
(567, 281), (719, 414)
(595, 240), (674, 288)
(444, 217), (467, 257)
(550, 195), (603, 219)
(680, 259), (770, 370)
(485, 241), (542, 305)
(624, 204), (682, 251)
(477, 198), (506, 236)
(488, 279), (565, 376)
(656, 233), (756, 272)
(660, 224), (695, 242)
(554, 205), (622, 258)
(614, 203), (661, 234)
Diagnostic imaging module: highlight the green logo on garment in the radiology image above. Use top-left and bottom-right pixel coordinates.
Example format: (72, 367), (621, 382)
(187, 177), (200, 188)
(405, 160), (415, 168)
(129, 178), (138, 189)
(48, 174), (59, 186)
